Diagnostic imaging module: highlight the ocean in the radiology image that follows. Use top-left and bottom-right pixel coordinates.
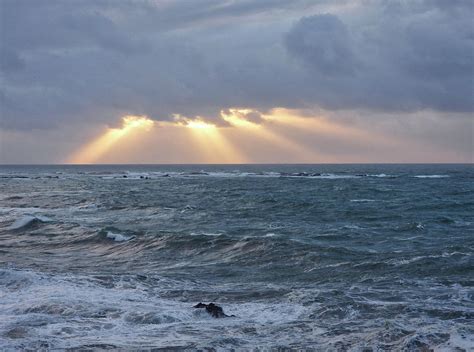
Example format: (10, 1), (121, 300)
(0, 164), (472, 350)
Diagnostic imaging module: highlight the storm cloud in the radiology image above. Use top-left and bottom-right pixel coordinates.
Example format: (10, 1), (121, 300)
(0, 0), (472, 163)
(1, 0), (472, 129)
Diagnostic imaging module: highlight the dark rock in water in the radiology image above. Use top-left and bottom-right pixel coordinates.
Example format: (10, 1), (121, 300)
(311, 173), (321, 176)
(194, 302), (235, 318)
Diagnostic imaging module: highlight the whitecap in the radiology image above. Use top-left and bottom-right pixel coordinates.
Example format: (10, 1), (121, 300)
(316, 174), (360, 179)
(264, 233), (278, 237)
(35, 215), (53, 222)
(413, 175), (449, 178)
(190, 232), (222, 237)
(106, 231), (134, 242)
(350, 199), (377, 202)
(7, 215), (52, 230)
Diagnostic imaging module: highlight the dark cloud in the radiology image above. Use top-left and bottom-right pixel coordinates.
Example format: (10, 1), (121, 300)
(285, 14), (357, 76)
(284, 2), (474, 112)
(0, 0), (472, 131)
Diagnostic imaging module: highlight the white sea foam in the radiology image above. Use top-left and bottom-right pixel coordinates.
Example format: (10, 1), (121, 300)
(0, 268), (309, 350)
(350, 199), (377, 202)
(190, 232), (223, 237)
(388, 251), (470, 266)
(106, 231), (133, 242)
(264, 233), (278, 237)
(435, 330), (474, 351)
(311, 173), (360, 179)
(414, 175), (449, 178)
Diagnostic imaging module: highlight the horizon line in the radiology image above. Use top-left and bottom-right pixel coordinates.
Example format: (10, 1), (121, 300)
(1, 162), (472, 166)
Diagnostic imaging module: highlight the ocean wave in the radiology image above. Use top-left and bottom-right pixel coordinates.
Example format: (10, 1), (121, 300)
(6, 215), (53, 230)
(387, 251), (471, 266)
(0, 206), (48, 215)
(1, 164), (471, 350)
(82, 170), (412, 180)
(3, 195), (23, 201)
(105, 231), (134, 242)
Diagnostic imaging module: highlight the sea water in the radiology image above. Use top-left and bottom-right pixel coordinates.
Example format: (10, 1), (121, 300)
(0, 164), (472, 350)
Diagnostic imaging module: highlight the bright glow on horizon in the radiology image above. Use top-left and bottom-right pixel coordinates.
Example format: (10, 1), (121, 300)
(64, 107), (447, 164)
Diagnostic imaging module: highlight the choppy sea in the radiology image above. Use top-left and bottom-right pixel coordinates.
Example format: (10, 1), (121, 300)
(0, 164), (473, 351)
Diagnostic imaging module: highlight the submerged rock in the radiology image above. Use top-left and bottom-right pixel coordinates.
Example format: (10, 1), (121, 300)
(194, 302), (235, 318)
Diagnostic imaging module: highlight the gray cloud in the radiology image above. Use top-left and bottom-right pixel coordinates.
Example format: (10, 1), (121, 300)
(284, 2), (474, 112)
(285, 14), (357, 76)
(0, 0), (472, 132)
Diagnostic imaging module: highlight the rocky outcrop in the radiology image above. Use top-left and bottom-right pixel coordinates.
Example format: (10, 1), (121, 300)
(194, 302), (235, 318)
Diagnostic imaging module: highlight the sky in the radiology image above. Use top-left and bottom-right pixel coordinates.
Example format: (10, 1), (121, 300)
(0, 0), (473, 164)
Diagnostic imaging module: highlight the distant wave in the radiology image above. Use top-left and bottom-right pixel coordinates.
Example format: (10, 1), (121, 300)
(0, 170), (456, 181)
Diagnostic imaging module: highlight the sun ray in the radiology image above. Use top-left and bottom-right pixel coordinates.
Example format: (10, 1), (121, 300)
(68, 115), (154, 164)
(262, 108), (400, 147)
(182, 119), (247, 163)
(221, 109), (321, 162)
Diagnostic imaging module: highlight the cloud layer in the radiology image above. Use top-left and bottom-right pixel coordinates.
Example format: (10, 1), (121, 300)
(0, 0), (472, 162)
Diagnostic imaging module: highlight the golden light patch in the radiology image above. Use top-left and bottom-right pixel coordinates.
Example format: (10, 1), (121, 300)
(185, 120), (217, 130)
(121, 115), (154, 131)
